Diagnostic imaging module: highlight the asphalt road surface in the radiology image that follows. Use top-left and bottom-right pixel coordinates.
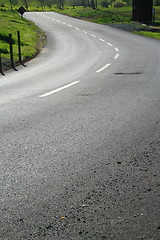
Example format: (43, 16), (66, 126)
(0, 12), (160, 240)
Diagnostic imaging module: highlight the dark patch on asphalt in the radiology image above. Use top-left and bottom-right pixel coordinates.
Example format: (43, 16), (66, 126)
(117, 161), (122, 164)
(114, 72), (142, 75)
(79, 93), (94, 97)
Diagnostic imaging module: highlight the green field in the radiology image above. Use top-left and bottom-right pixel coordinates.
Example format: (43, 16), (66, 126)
(50, 6), (132, 24)
(133, 30), (160, 39)
(0, 7), (45, 69)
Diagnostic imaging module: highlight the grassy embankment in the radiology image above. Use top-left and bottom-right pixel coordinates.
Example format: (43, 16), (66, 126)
(0, 6), (45, 70)
(52, 6), (132, 23)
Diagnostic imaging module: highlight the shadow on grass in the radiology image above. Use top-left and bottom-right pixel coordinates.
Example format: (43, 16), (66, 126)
(150, 22), (160, 27)
(0, 33), (15, 44)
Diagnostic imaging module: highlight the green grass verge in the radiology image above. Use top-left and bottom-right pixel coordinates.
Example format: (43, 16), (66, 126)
(0, 8), (45, 69)
(50, 6), (132, 24)
(133, 30), (160, 40)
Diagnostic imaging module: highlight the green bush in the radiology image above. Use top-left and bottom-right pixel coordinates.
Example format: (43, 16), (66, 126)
(154, 0), (160, 6)
(0, 48), (9, 54)
(113, 0), (127, 8)
(101, 1), (109, 8)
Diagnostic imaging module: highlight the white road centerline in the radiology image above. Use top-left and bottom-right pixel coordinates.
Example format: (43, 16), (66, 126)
(57, 20), (61, 22)
(68, 24), (72, 27)
(115, 48), (119, 51)
(62, 22), (66, 24)
(99, 38), (105, 42)
(82, 31), (87, 34)
(91, 34), (96, 38)
(114, 53), (119, 59)
(107, 43), (113, 46)
(96, 63), (111, 73)
(39, 81), (80, 98)
(52, 18), (55, 20)
(75, 27), (79, 30)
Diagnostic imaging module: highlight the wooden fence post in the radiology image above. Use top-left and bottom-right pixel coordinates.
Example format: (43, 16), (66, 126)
(9, 33), (15, 69)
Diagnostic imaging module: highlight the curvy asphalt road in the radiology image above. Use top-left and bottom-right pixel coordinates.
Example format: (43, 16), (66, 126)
(1, 12), (160, 240)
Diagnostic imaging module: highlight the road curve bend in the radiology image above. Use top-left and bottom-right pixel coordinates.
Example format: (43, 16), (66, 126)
(0, 12), (160, 240)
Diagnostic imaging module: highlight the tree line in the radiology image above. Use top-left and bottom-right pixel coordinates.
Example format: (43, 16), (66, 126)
(4, 0), (160, 11)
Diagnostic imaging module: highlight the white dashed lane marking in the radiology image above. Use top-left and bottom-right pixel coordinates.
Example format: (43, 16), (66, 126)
(99, 38), (105, 42)
(37, 14), (120, 74)
(39, 81), (80, 98)
(96, 63), (111, 73)
(114, 54), (119, 59)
